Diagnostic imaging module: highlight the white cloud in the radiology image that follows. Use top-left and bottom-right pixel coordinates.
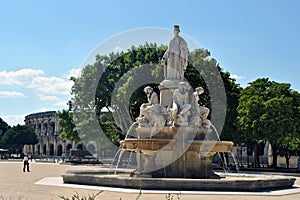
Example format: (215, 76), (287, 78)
(0, 69), (72, 125)
(0, 69), (44, 85)
(67, 68), (81, 79)
(0, 69), (73, 95)
(0, 91), (27, 98)
(230, 74), (245, 80)
(29, 76), (73, 95)
(38, 94), (61, 101)
(1, 114), (26, 125)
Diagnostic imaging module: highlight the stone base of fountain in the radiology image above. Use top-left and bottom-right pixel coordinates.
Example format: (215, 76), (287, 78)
(120, 125), (233, 179)
(120, 139), (233, 178)
(62, 169), (296, 191)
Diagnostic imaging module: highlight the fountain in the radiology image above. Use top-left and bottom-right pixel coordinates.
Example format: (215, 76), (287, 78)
(62, 25), (296, 191)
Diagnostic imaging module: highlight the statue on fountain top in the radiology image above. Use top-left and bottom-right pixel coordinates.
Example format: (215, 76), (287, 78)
(137, 25), (211, 134)
(161, 25), (188, 80)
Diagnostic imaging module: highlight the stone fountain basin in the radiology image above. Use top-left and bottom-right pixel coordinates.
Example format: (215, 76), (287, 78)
(62, 169), (296, 191)
(120, 139), (233, 154)
(135, 126), (212, 139)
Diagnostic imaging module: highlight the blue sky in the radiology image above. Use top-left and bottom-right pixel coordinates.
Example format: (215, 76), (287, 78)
(0, 0), (299, 125)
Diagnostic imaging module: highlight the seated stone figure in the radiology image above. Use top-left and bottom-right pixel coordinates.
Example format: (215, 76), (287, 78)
(190, 87), (211, 128)
(137, 86), (162, 127)
(170, 82), (191, 126)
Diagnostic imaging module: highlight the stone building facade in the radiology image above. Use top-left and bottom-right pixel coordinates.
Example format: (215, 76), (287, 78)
(23, 111), (96, 157)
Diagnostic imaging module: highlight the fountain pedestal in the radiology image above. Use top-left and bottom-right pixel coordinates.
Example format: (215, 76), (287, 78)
(159, 79), (183, 108)
(120, 126), (233, 179)
(135, 150), (218, 179)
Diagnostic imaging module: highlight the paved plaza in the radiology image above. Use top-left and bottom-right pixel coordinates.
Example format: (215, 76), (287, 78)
(0, 161), (300, 200)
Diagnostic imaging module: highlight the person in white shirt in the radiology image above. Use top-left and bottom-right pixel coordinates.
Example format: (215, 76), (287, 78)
(23, 155), (30, 172)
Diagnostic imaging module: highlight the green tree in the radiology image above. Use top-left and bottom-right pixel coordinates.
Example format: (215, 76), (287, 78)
(0, 117), (10, 147)
(238, 78), (300, 167)
(57, 109), (80, 143)
(279, 132), (300, 168)
(99, 112), (120, 144)
(69, 44), (166, 144)
(267, 89), (300, 168)
(1, 125), (38, 153)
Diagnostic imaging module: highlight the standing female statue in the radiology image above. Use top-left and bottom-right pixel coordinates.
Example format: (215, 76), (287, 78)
(162, 25), (188, 80)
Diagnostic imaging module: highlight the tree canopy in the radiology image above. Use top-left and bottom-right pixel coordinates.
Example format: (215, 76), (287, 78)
(0, 117), (10, 147)
(1, 124), (38, 153)
(57, 109), (80, 144)
(237, 78), (300, 167)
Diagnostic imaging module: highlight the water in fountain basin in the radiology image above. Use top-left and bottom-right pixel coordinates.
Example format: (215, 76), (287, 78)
(114, 149), (125, 175)
(126, 151), (134, 168)
(181, 128), (187, 178)
(161, 151), (167, 178)
(211, 124), (221, 141)
(110, 149), (122, 168)
(228, 152), (240, 173)
(125, 122), (138, 139)
(211, 124), (229, 172)
(217, 152), (228, 173)
(205, 156), (208, 178)
(211, 124), (239, 173)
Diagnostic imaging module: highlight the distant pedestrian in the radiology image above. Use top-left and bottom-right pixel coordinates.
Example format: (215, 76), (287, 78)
(23, 155), (30, 172)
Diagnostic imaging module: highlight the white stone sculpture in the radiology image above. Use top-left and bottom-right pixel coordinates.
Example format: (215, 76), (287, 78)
(190, 87), (211, 129)
(161, 25), (188, 80)
(137, 86), (165, 128)
(170, 82), (191, 126)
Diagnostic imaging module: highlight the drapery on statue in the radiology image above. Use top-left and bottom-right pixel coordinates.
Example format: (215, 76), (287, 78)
(161, 25), (188, 80)
(138, 86), (159, 122)
(190, 87), (211, 128)
(170, 82), (191, 126)
(136, 86), (166, 132)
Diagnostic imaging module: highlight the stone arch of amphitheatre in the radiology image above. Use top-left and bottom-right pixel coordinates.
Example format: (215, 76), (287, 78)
(23, 111), (98, 158)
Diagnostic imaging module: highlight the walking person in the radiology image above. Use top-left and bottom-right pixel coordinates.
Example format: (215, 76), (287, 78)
(23, 155), (30, 172)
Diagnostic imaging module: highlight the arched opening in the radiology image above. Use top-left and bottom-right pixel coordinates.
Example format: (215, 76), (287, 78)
(43, 144), (47, 156)
(38, 124), (42, 136)
(66, 144), (72, 156)
(86, 143), (97, 154)
(50, 122), (55, 135)
(37, 144), (40, 155)
(43, 123), (48, 136)
(57, 144), (63, 156)
(49, 144), (54, 156)
(77, 143), (83, 151)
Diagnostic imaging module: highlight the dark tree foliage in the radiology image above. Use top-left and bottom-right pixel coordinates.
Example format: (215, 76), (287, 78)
(238, 78), (300, 167)
(57, 109), (80, 143)
(0, 117), (10, 147)
(1, 125), (38, 153)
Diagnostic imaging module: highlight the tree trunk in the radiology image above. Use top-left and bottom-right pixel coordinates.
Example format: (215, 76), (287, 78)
(254, 144), (260, 168)
(246, 148), (250, 168)
(271, 142), (278, 168)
